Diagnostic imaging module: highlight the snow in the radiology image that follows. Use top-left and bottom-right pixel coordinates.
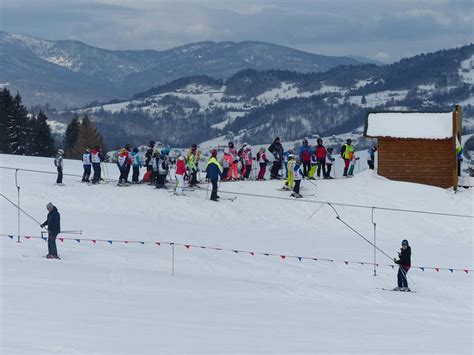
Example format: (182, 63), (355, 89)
(348, 90), (409, 107)
(0, 154), (472, 354)
(458, 55), (474, 85)
(46, 120), (68, 134)
(366, 112), (454, 139)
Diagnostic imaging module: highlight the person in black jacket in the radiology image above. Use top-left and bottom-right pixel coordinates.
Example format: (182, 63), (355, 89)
(268, 137), (284, 179)
(40, 202), (61, 259)
(394, 239), (411, 291)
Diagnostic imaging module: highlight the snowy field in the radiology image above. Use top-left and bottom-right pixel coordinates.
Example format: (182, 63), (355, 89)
(0, 154), (472, 354)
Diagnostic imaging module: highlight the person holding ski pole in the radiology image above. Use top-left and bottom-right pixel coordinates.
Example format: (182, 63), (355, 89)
(40, 202), (61, 259)
(394, 239), (411, 291)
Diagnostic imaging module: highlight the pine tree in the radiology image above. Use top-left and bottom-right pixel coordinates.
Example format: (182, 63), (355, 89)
(7, 93), (29, 155)
(73, 115), (107, 159)
(361, 95), (367, 105)
(30, 111), (56, 157)
(64, 115), (80, 158)
(0, 88), (13, 153)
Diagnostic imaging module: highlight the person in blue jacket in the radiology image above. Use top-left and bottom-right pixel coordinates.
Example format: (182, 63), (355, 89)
(40, 202), (61, 259)
(367, 145), (377, 170)
(299, 139), (312, 177)
(131, 147), (142, 184)
(205, 149), (224, 201)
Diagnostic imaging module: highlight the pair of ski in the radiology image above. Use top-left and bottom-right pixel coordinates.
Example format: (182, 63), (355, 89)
(379, 288), (416, 293)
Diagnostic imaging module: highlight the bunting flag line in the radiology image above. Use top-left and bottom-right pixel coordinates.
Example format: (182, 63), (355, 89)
(1, 233), (472, 276)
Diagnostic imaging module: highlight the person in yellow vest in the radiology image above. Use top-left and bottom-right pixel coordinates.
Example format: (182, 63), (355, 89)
(340, 139), (354, 177)
(187, 144), (201, 187)
(205, 149), (224, 201)
(282, 153), (296, 190)
(456, 137), (463, 177)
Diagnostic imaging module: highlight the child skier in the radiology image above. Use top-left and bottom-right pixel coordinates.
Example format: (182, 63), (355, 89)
(308, 147), (317, 179)
(241, 145), (253, 179)
(131, 147), (142, 184)
(117, 148), (130, 186)
(291, 158), (304, 198)
(325, 147), (335, 179)
(315, 138), (327, 179)
(222, 152), (232, 180)
(82, 147), (92, 182)
(156, 148), (170, 189)
(394, 239), (411, 291)
(347, 151), (359, 177)
(187, 144), (200, 187)
(226, 142), (239, 181)
(282, 153), (296, 190)
(91, 146), (102, 184)
(151, 149), (160, 185)
(54, 149), (64, 185)
(256, 147), (269, 180)
(174, 155), (187, 195)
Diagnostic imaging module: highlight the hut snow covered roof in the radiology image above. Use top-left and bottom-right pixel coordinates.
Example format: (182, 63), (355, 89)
(365, 112), (453, 140)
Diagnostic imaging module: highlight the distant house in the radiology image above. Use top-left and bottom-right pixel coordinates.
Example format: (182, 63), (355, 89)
(364, 106), (462, 189)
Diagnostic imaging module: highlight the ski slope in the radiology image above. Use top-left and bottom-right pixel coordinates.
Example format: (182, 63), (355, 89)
(0, 154), (472, 354)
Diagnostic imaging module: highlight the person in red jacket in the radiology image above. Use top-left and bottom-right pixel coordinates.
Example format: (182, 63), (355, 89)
(315, 138), (327, 178)
(256, 147), (269, 180)
(174, 155), (187, 195)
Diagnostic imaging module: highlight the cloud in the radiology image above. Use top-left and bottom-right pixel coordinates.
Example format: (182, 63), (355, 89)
(0, 0), (472, 62)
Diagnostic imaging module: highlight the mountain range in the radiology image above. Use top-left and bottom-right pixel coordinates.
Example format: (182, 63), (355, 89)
(0, 31), (367, 108)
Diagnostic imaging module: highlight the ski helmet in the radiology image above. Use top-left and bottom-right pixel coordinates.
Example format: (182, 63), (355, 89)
(178, 155), (185, 161)
(401, 239), (409, 246)
(288, 153), (295, 158)
(57, 149), (64, 155)
(125, 144), (131, 151)
(132, 147), (139, 153)
(228, 142), (234, 148)
(211, 149), (218, 157)
(149, 140), (155, 147)
(303, 139), (308, 145)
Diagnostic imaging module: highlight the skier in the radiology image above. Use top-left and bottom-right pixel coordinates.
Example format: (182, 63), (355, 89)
(347, 151), (359, 177)
(144, 141), (155, 184)
(91, 145), (102, 184)
(282, 153), (296, 191)
(308, 147), (317, 179)
(205, 149), (224, 201)
(238, 143), (247, 177)
(268, 137), (284, 179)
(124, 144), (132, 182)
(340, 139), (354, 177)
(82, 147), (92, 182)
(54, 149), (64, 185)
(40, 202), (61, 259)
(241, 145), (253, 179)
(291, 158), (304, 198)
(222, 151), (232, 180)
(151, 149), (160, 185)
(367, 145), (377, 170)
(187, 144), (201, 187)
(174, 155), (187, 195)
(156, 148), (170, 189)
(394, 239), (411, 291)
(456, 138), (463, 176)
(131, 147), (142, 184)
(256, 147), (269, 180)
(315, 138), (327, 179)
(299, 139), (312, 177)
(117, 148), (131, 185)
(226, 142), (239, 181)
(283, 148), (294, 179)
(325, 147), (335, 179)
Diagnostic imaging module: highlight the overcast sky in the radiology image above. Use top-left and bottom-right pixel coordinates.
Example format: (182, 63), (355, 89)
(1, 0), (472, 63)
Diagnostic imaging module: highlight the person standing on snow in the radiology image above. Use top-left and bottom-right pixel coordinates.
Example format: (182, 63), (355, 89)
(40, 202), (61, 259)
(222, 151), (232, 180)
(117, 148), (131, 185)
(54, 149), (64, 185)
(268, 137), (284, 179)
(131, 147), (142, 184)
(394, 239), (411, 291)
(315, 138), (327, 179)
(299, 139), (312, 177)
(124, 144), (133, 182)
(367, 145), (377, 170)
(283, 148), (294, 179)
(156, 148), (170, 189)
(241, 145), (253, 179)
(174, 155), (187, 195)
(205, 149), (224, 201)
(226, 142), (239, 181)
(291, 158), (304, 198)
(308, 147), (317, 180)
(82, 147), (92, 182)
(256, 147), (269, 180)
(340, 139), (354, 177)
(325, 147), (335, 179)
(282, 153), (296, 191)
(187, 144), (201, 187)
(91, 145), (103, 184)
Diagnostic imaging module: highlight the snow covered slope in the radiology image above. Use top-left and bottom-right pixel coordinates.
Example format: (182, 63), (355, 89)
(0, 154), (472, 354)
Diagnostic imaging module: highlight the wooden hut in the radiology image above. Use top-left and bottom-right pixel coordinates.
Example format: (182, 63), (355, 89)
(364, 106), (462, 189)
